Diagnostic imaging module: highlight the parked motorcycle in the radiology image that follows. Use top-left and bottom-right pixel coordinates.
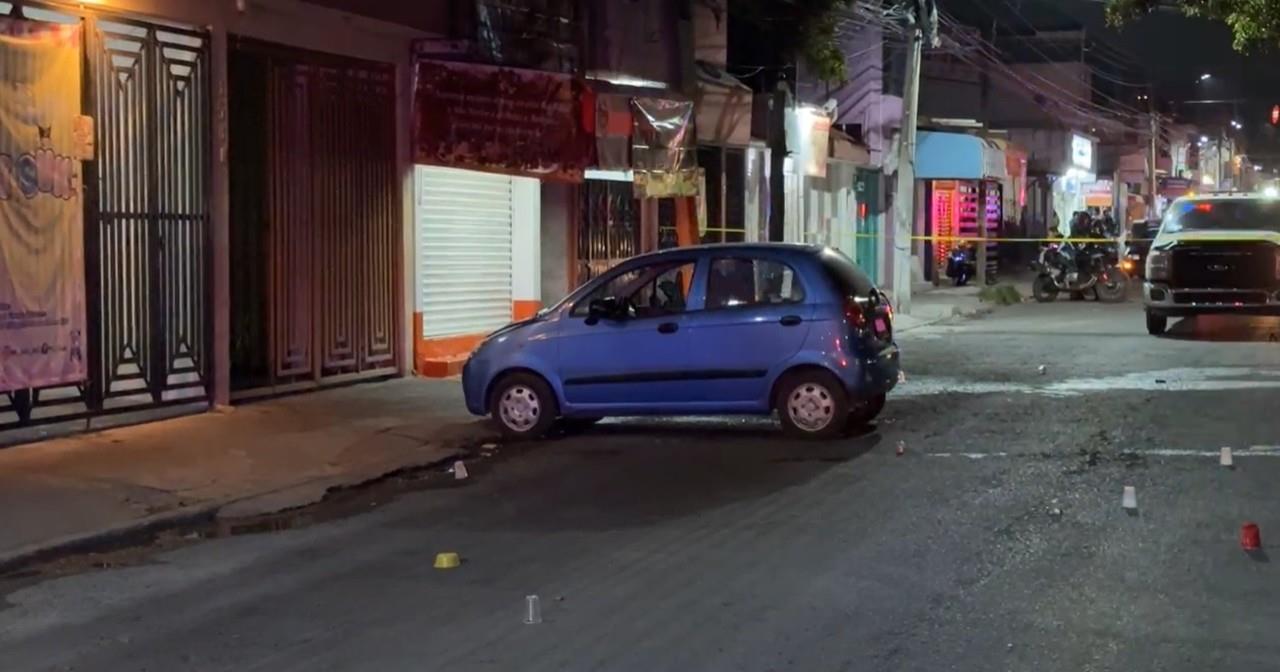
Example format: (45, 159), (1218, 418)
(1032, 241), (1128, 303)
(945, 243), (977, 286)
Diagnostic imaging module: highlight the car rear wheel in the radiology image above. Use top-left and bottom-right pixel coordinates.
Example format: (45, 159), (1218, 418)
(849, 393), (886, 427)
(776, 370), (850, 440)
(489, 373), (559, 440)
(1146, 312), (1168, 336)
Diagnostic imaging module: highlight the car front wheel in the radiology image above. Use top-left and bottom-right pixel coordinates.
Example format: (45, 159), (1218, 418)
(489, 373), (559, 440)
(776, 371), (850, 440)
(1146, 312), (1168, 336)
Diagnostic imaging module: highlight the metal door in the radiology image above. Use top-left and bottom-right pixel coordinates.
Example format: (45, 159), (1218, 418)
(228, 39), (399, 395)
(1, 3), (211, 434)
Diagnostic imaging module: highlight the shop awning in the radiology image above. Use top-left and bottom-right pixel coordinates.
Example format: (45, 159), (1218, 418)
(916, 131), (1006, 180)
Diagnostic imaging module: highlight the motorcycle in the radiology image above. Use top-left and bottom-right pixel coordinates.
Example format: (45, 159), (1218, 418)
(1032, 240), (1128, 303)
(945, 243), (977, 286)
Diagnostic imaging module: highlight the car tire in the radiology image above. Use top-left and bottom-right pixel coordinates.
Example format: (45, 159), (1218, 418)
(849, 393), (886, 427)
(489, 372), (559, 440)
(1146, 312), (1168, 336)
(776, 370), (850, 440)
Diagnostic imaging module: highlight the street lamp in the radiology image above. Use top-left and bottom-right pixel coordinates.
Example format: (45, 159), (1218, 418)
(1199, 73), (1212, 81)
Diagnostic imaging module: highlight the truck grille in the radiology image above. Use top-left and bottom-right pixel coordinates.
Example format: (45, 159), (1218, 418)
(1171, 243), (1277, 289)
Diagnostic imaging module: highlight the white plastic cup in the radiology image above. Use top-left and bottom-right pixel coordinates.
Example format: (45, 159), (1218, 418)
(524, 595), (542, 624)
(1122, 486), (1137, 510)
(1221, 447), (1234, 467)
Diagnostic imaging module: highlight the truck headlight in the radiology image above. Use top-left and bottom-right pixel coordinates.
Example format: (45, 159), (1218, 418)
(1147, 249), (1171, 281)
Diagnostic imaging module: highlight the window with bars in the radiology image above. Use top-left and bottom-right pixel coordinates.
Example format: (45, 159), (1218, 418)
(576, 180), (640, 286)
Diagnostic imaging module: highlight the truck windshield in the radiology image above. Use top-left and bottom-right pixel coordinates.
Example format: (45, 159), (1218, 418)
(1162, 199), (1280, 233)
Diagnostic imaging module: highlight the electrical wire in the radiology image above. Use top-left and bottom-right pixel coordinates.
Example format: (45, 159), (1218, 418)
(967, 0), (1152, 117)
(935, 11), (1134, 122)
(933, 11), (1145, 135)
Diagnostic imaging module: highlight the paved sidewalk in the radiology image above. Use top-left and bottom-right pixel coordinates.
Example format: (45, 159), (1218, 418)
(0, 378), (490, 571)
(893, 277), (1033, 332)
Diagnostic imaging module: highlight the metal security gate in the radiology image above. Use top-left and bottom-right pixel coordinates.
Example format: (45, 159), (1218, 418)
(416, 166), (513, 339)
(229, 39), (399, 395)
(0, 3), (210, 434)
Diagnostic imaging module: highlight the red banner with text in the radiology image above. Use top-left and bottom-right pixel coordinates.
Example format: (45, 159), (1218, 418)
(413, 60), (591, 181)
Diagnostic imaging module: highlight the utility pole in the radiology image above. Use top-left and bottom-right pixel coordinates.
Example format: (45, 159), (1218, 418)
(1148, 112), (1159, 213)
(891, 0), (932, 315)
(1217, 133), (1224, 190)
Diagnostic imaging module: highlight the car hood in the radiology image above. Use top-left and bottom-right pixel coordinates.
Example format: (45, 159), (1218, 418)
(485, 316), (540, 342)
(1154, 229), (1280, 249)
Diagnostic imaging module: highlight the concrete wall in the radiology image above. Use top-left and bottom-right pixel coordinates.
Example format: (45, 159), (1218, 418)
(93, 0), (437, 404)
(587, 0), (683, 86)
(986, 62), (1092, 128)
(540, 183), (573, 306)
(693, 0), (727, 67)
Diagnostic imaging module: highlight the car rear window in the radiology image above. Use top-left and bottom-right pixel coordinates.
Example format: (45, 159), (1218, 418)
(818, 248), (875, 297)
(1163, 199), (1280, 233)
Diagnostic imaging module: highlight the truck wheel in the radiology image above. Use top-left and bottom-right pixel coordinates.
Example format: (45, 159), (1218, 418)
(1146, 312), (1168, 336)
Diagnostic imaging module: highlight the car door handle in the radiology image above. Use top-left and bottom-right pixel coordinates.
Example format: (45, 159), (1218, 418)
(657, 322), (679, 334)
(779, 315), (803, 326)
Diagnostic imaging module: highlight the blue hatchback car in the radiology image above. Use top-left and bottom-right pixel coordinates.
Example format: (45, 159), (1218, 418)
(462, 243), (900, 440)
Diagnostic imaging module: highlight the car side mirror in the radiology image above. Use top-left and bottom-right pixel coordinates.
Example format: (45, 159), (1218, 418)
(586, 296), (624, 324)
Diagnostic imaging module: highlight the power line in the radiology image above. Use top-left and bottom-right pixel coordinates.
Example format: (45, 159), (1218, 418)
(934, 10), (1143, 130)
(966, 0), (1151, 118)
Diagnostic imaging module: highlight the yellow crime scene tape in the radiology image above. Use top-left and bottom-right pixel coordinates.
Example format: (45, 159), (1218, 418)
(845, 233), (1152, 244)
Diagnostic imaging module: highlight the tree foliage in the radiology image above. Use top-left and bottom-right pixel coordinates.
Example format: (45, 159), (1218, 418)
(728, 0), (857, 82)
(1105, 0), (1280, 51)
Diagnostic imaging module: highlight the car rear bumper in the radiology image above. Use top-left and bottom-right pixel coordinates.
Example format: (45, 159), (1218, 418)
(1144, 282), (1280, 316)
(846, 344), (901, 397)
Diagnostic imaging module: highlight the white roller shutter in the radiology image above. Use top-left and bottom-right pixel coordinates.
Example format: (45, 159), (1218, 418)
(416, 166), (513, 339)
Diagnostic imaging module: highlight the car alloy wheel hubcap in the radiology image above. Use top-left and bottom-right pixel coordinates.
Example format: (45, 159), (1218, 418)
(499, 385), (540, 431)
(788, 383), (835, 432)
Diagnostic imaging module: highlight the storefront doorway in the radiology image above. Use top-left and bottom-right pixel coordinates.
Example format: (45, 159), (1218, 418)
(227, 39), (400, 396)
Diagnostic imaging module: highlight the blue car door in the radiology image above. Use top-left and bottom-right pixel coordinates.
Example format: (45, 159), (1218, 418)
(682, 255), (813, 404)
(556, 259), (701, 409)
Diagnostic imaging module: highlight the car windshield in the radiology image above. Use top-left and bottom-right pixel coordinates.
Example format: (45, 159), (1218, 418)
(1162, 199), (1280, 234)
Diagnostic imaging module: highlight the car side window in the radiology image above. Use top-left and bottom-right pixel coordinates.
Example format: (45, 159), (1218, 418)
(706, 258), (804, 310)
(628, 263), (696, 318)
(571, 261), (696, 318)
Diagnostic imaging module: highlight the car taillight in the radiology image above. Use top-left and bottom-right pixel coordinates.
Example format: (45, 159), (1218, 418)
(844, 297), (868, 330)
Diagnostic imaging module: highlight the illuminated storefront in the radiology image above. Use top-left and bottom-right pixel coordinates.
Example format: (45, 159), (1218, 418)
(914, 131), (1010, 283)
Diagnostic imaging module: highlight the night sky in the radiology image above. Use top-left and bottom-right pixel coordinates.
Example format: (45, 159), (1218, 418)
(940, 0), (1280, 164)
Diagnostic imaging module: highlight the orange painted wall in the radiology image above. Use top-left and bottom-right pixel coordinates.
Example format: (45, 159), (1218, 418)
(414, 300), (542, 377)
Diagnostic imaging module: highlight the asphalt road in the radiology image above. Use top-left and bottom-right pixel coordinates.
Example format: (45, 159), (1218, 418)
(5, 301), (1280, 672)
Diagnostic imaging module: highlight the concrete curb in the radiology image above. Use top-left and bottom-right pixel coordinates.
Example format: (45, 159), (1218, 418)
(0, 446), (468, 575)
(896, 302), (996, 333)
